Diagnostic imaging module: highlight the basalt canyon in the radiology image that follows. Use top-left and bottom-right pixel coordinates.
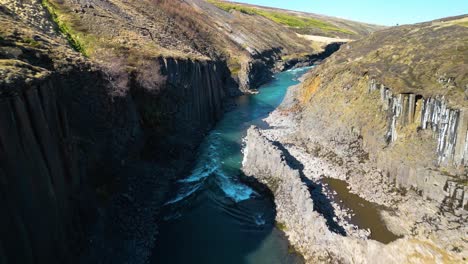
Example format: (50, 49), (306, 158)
(0, 0), (466, 264)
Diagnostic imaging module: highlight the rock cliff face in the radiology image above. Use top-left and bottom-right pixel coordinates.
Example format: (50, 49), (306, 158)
(367, 80), (468, 206)
(370, 79), (468, 168)
(242, 15), (467, 263)
(293, 16), (468, 207)
(243, 127), (461, 263)
(0, 0), (242, 262)
(237, 43), (343, 91)
(0, 78), (79, 264)
(0, 55), (232, 263)
(144, 58), (234, 158)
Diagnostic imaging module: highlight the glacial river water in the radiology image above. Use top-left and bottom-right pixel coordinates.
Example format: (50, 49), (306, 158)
(151, 68), (310, 264)
(150, 66), (397, 263)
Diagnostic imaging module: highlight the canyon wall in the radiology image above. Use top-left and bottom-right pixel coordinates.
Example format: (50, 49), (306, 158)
(237, 43), (344, 91)
(242, 127), (459, 263)
(369, 79), (468, 168)
(292, 16), (468, 209)
(367, 80), (467, 207)
(242, 16), (467, 263)
(0, 56), (232, 264)
(297, 73), (467, 210)
(0, 78), (81, 264)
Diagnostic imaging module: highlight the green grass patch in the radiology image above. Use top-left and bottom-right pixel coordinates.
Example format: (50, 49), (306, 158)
(208, 0), (355, 35)
(456, 21), (468, 28)
(275, 221), (288, 231)
(227, 56), (242, 75)
(23, 38), (41, 48)
(41, 0), (89, 56)
(288, 244), (299, 254)
(229, 63), (241, 75)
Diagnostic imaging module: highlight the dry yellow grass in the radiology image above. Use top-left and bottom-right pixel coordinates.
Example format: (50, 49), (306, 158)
(300, 76), (321, 105)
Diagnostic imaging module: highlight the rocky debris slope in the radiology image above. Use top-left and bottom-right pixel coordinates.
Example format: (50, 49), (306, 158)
(243, 127), (461, 263)
(242, 16), (467, 263)
(0, 0), (57, 36)
(191, 0), (382, 90)
(34, 0), (380, 92)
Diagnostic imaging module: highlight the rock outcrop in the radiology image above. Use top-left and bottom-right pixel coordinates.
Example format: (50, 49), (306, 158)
(242, 15), (467, 263)
(0, 79), (79, 264)
(0, 2), (234, 261)
(237, 43), (343, 91)
(367, 80), (468, 207)
(369, 79), (468, 168)
(0, 55), (232, 263)
(242, 127), (461, 263)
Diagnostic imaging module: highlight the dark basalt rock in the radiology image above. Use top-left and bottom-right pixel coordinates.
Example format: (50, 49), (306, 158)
(0, 56), (234, 264)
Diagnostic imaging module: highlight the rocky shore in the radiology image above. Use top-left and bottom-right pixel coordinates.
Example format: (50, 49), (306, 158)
(242, 83), (466, 263)
(242, 17), (467, 263)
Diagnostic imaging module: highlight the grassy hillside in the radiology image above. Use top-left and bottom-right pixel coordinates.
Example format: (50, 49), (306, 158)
(206, 0), (384, 38)
(316, 15), (468, 107)
(294, 15), (467, 179)
(1, 0), (383, 91)
(207, 0), (355, 35)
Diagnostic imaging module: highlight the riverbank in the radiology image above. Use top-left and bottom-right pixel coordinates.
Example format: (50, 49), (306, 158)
(242, 81), (466, 263)
(241, 17), (468, 263)
(151, 67), (314, 264)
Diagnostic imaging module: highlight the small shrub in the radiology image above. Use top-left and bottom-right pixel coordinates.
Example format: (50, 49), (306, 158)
(23, 38), (41, 47)
(275, 221), (288, 231)
(100, 52), (167, 97)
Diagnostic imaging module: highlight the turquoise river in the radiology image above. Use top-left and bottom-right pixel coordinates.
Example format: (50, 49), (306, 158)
(151, 67), (312, 264)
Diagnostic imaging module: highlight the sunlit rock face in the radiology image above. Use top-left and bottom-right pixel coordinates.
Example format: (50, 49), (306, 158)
(242, 127), (463, 263)
(242, 15), (467, 263)
(370, 79), (468, 168)
(368, 79), (468, 208)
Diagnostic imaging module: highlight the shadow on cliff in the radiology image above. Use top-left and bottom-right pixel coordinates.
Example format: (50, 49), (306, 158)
(271, 142), (347, 236)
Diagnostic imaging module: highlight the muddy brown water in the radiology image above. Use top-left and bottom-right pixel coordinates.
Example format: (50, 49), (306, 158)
(321, 177), (400, 244)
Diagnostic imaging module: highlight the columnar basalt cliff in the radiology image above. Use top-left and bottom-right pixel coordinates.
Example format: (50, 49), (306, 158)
(0, 78), (80, 264)
(0, 2), (234, 261)
(0, 0), (381, 263)
(237, 43), (343, 91)
(0, 59), (232, 264)
(243, 127), (460, 263)
(368, 80), (468, 206)
(242, 15), (468, 263)
(370, 79), (468, 168)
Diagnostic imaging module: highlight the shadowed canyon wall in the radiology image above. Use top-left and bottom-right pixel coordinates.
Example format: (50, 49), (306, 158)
(0, 0), (387, 263)
(0, 57), (232, 264)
